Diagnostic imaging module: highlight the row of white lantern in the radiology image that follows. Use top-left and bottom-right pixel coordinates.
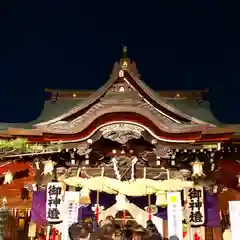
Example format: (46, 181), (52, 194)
(2, 158), (205, 185)
(42, 158), (205, 178)
(175, 148), (215, 153)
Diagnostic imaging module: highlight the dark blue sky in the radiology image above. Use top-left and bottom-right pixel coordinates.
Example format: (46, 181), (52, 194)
(1, 1), (240, 123)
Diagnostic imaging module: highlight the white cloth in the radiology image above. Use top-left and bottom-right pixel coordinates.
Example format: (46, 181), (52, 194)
(58, 191), (80, 240)
(223, 229), (232, 240)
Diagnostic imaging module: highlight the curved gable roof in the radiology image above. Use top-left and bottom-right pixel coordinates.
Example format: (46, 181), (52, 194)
(34, 59), (215, 130)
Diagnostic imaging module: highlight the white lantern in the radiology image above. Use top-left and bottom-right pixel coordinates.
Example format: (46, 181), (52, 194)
(32, 184), (37, 191)
(4, 171), (13, 184)
(42, 160), (55, 175)
(71, 152), (76, 165)
(155, 190), (168, 207)
(191, 160), (204, 177)
(213, 185), (218, 193)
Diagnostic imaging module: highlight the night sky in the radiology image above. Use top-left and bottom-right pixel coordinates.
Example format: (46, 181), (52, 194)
(1, 1), (240, 124)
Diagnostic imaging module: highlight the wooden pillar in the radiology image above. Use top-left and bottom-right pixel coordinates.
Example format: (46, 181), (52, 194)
(163, 220), (168, 239)
(212, 227), (222, 240)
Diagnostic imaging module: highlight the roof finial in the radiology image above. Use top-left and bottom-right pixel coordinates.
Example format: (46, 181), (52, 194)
(122, 46), (128, 59)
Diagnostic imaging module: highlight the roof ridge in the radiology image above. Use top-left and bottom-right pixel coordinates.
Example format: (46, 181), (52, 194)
(45, 88), (209, 93)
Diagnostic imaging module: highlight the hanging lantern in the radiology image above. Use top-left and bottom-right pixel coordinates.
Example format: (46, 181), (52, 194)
(71, 155), (76, 165)
(213, 185), (218, 193)
(171, 159), (176, 166)
(155, 190), (168, 207)
(191, 159), (204, 178)
(156, 159), (161, 166)
(32, 184), (38, 192)
(42, 160), (55, 175)
(4, 171), (13, 184)
(78, 187), (91, 205)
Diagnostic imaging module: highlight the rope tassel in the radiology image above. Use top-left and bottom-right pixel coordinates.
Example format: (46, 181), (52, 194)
(131, 157), (138, 181)
(112, 157), (121, 180)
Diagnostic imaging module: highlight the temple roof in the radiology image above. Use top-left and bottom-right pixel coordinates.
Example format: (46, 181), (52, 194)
(0, 90), (218, 129)
(0, 96), (219, 130)
(0, 52), (238, 141)
(0, 89), (230, 138)
(0, 99), (82, 130)
(45, 89), (219, 124)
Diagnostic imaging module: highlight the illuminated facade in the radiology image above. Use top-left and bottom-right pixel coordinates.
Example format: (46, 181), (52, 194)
(0, 48), (239, 239)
